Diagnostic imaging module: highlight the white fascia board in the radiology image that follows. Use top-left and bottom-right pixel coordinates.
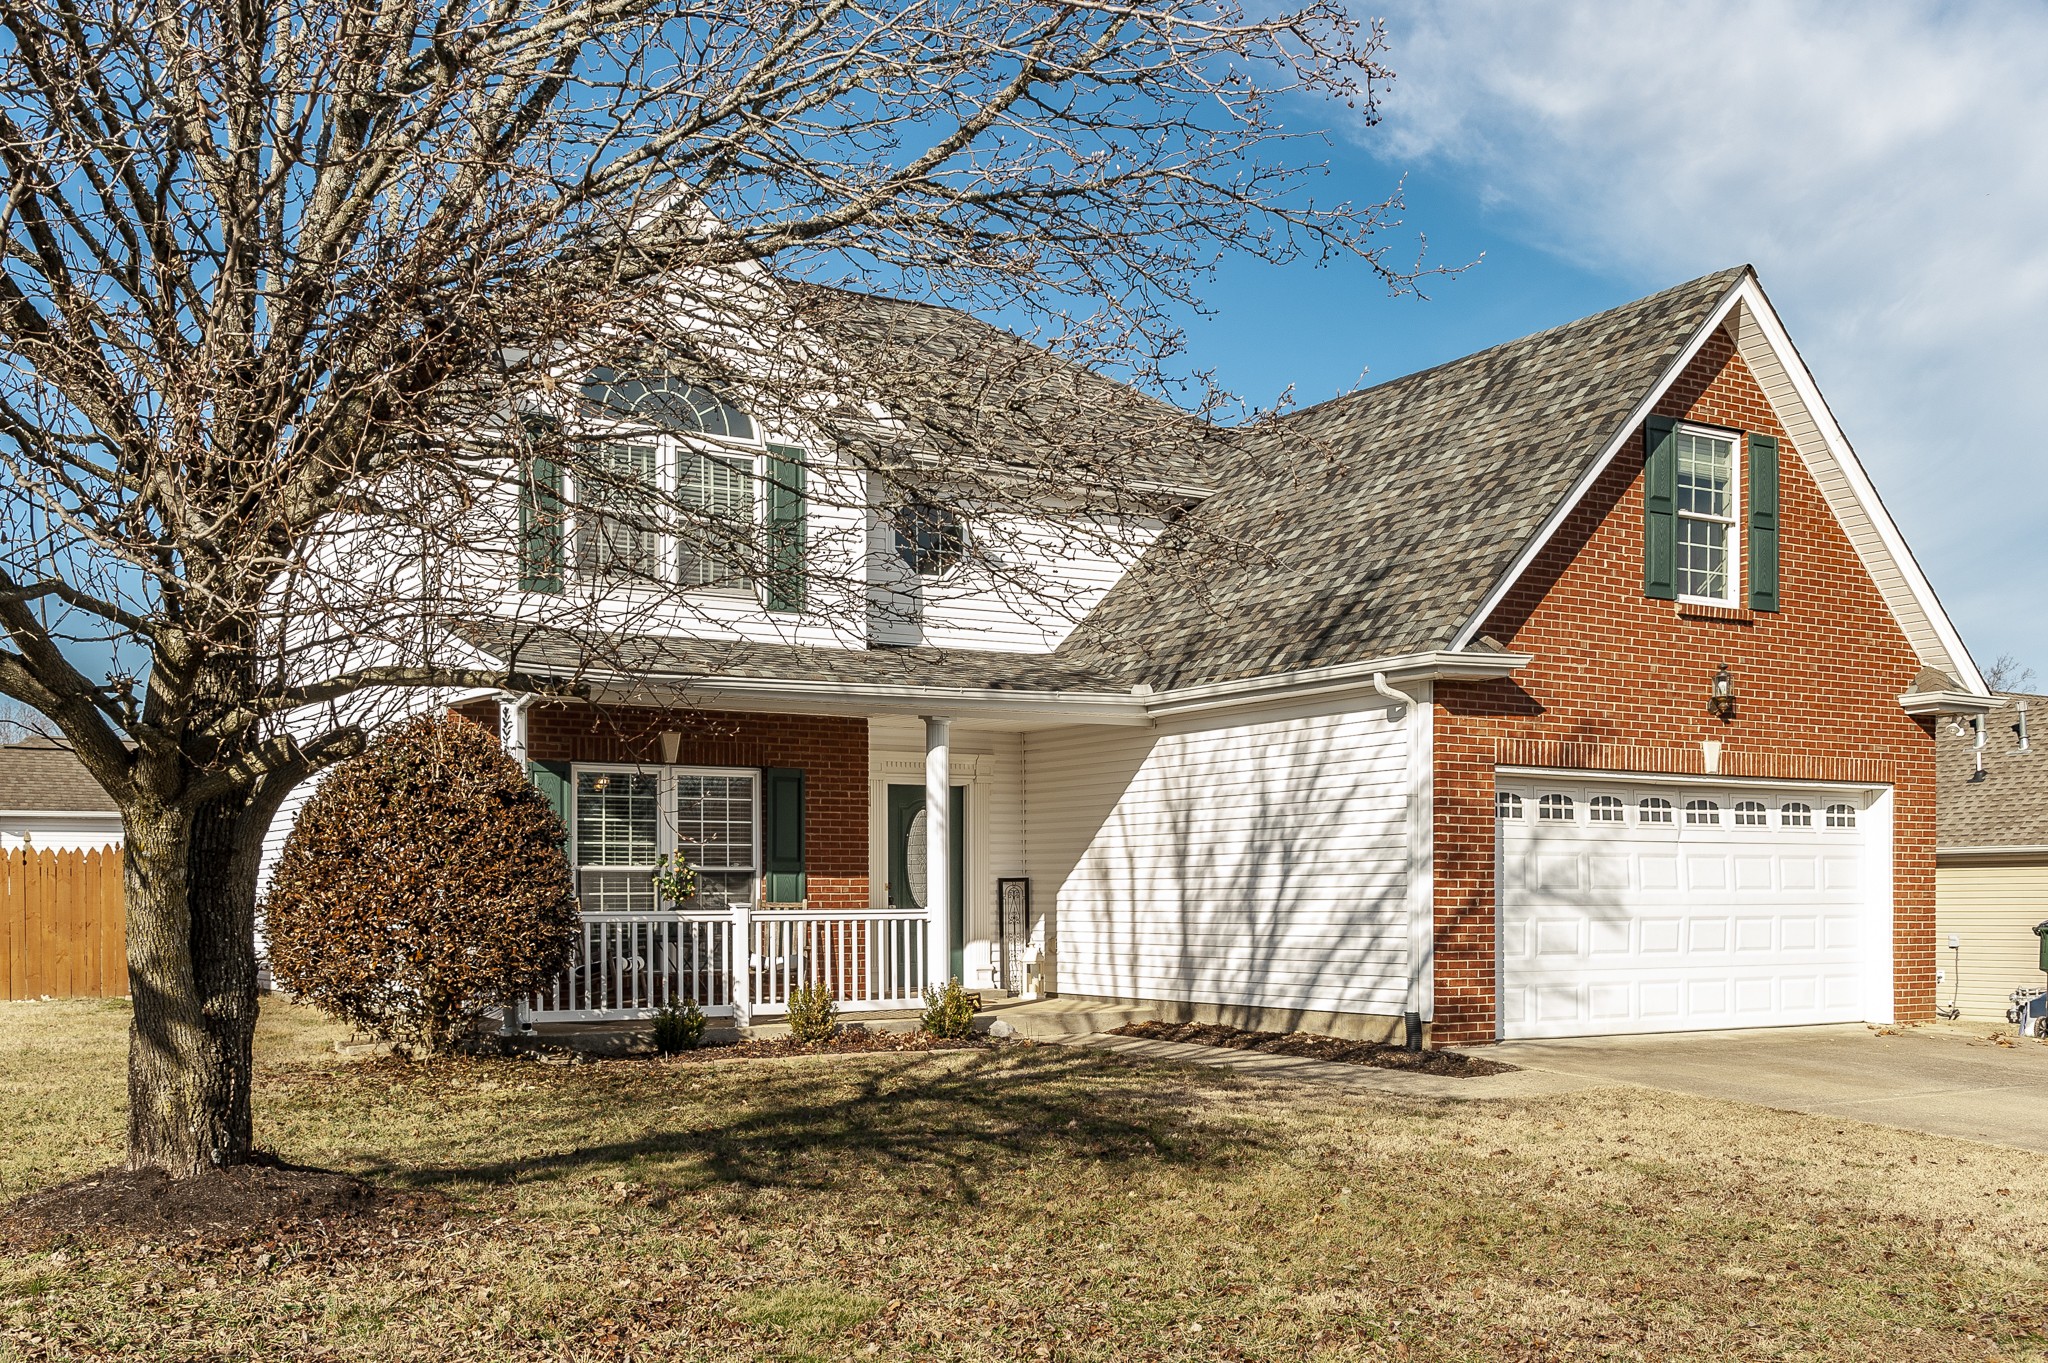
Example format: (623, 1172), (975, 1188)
(1937, 844), (2048, 864)
(1141, 650), (1529, 720)
(1447, 270), (1989, 698)
(589, 673), (1155, 725)
(1898, 689), (2003, 718)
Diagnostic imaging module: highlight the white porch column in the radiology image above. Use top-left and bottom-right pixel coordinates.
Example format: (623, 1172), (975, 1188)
(924, 715), (952, 988)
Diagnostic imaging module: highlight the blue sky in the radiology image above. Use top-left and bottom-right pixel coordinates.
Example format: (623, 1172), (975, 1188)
(1185, 0), (2045, 686)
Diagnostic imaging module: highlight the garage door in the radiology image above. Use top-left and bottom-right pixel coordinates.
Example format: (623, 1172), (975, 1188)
(1497, 775), (1883, 1039)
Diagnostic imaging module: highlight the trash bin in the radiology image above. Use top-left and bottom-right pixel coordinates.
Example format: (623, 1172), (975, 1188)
(2037, 920), (2048, 973)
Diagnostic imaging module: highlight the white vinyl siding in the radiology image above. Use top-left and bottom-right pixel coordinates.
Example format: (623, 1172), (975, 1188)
(1935, 861), (2048, 1020)
(1029, 707), (1412, 1017)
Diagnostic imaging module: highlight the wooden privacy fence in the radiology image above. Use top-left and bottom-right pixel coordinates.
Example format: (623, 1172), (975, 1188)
(0, 846), (127, 1000)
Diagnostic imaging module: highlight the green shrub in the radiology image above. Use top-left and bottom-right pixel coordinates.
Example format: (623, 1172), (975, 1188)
(263, 713), (578, 1055)
(652, 1000), (706, 1055)
(785, 985), (838, 1044)
(919, 978), (976, 1039)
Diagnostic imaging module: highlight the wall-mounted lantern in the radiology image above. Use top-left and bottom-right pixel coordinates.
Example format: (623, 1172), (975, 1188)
(1707, 664), (1737, 721)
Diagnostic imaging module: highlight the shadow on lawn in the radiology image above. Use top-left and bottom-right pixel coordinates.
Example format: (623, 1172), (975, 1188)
(372, 1047), (1265, 1208)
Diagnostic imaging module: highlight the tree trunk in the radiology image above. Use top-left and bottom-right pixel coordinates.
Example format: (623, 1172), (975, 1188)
(123, 789), (275, 1176)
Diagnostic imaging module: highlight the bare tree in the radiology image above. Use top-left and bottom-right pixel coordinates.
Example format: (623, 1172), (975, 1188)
(0, 694), (57, 741)
(0, 0), (1416, 1176)
(1983, 653), (2037, 695)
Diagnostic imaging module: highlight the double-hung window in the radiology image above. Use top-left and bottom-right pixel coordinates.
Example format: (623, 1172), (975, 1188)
(572, 766), (761, 911)
(1675, 426), (1739, 604)
(568, 373), (791, 599)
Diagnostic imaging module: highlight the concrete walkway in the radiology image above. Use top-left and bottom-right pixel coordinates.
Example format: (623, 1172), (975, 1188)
(1057, 1032), (1611, 1101)
(1487, 1023), (2048, 1154)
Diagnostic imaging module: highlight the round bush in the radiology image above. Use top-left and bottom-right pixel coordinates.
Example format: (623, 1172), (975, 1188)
(264, 712), (579, 1053)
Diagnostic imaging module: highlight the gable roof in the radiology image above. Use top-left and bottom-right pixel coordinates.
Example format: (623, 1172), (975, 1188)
(1059, 269), (1748, 688)
(792, 285), (1225, 501)
(0, 739), (119, 814)
(1937, 693), (2048, 851)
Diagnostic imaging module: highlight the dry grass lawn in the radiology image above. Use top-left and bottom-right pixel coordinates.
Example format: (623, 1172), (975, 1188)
(2, 997), (2046, 1362)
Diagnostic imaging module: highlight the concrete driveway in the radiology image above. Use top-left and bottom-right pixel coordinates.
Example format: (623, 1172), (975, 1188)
(1489, 1024), (2048, 1153)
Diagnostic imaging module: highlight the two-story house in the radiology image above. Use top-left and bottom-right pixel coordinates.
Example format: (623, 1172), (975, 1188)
(334, 266), (1993, 1045)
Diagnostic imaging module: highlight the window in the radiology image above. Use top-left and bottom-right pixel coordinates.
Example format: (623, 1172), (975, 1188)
(674, 773), (759, 908)
(574, 441), (663, 584)
(572, 767), (760, 911)
(1733, 800), (1768, 827)
(894, 501), (966, 577)
(1589, 795), (1625, 822)
(1676, 427), (1739, 603)
(1781, 802), (1813, 828)
(1537, 793), (1575, 822)
(678, 447), (755, 588)
(1684, 799), (1720, 826)
(1825, 803), (1857, 829)
(574, 771), (659, 912)
(1639, 797), (1674, 824)
(566, 371), (787, 597)
(1496, 791), (1524, 820)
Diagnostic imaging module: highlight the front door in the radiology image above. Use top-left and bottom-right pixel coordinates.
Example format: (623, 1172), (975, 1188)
(887, 784), (966, 982)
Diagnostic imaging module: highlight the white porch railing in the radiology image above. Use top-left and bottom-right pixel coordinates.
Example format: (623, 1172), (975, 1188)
(524, 905), (930, 1025)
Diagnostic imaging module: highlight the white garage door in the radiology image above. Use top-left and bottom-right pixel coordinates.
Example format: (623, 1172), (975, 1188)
(1497, 775), (1885, 1039)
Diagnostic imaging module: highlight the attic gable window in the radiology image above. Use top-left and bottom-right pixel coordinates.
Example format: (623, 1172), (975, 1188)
(1674, 427), (1738, 604)
(581, 369), (756, 442)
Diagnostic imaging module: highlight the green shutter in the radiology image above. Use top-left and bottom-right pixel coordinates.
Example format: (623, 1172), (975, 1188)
(1643, 416), (1678, 600)
(1748, 433), (1780, 612)
(764, 443), (806, 612)
(518, 456), (565, 593)
(527, 760), (572, 848)
(762, 767), (806, 904)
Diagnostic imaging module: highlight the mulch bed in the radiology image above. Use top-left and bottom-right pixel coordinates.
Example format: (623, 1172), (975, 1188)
(1108, 1021), (1516, 1077)
(659, 1026), (994, 1063)
(5, 1153), (441, 1248)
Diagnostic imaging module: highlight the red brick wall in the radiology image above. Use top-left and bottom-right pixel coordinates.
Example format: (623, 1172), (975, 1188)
(1431, 327), (1937, 1044)
(452, 699), (869, 910)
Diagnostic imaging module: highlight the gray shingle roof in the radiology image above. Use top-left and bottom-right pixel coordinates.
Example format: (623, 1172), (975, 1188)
(1058, 268), (1751, 688)
(793, 285), (1226, 499)
(1938, 693), (2048, 849)
(0, 739), (119, 814)
(463, 624), (1130, 694)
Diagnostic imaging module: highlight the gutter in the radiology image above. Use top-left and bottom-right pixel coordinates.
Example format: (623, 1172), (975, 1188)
(1936, 844), (2048, 866)
(1899, 689), (2001, 718)
(581, 648), (1529, 726)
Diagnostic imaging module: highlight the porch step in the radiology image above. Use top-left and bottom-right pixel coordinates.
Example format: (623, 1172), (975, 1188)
(977, 998), (1161, 1040)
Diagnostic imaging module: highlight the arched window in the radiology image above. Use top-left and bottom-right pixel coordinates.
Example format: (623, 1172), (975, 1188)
(1684, 799), (1720, 826)
(1537, 793), (1575, 822)
(1496, 791), (1524, 820)
(1588, 795), (1625, 822)
(1733, 800), (1768, 827)
(1639, 797), (1674, 824)
(1780, 802), (1812, 827)
(1825, 803), (1857, 829)
(581, 369), (756, 441)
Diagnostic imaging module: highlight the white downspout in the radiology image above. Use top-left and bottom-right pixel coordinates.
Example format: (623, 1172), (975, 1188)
(1372, 672), (1418, 715)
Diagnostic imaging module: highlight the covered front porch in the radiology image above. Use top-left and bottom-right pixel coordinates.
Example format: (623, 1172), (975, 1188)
(470, 681), (1148, 1029)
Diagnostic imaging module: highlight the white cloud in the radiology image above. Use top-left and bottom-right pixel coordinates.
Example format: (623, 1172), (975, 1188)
(1365, 0), (2048, 676)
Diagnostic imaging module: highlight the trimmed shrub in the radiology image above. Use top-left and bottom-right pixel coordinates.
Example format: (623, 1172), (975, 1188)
(263, 713), (579, 1054)
(785, 984), (839, 1044)
(919, 978), (976, 1039)
(653, 1000), (707, 1055)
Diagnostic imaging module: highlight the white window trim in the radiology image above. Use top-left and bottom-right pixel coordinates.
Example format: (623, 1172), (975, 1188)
(568, 762), (762, 910)
(1675, 420), (1742, 608)
(565, 418), (780, 603)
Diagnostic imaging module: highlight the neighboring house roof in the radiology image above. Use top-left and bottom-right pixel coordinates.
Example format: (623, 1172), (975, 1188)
(0, 738), (120, 814)
(1060, 269), (1749, 688)
(1937, 693), (2048, 852)
(793, 285), (1226, 500)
